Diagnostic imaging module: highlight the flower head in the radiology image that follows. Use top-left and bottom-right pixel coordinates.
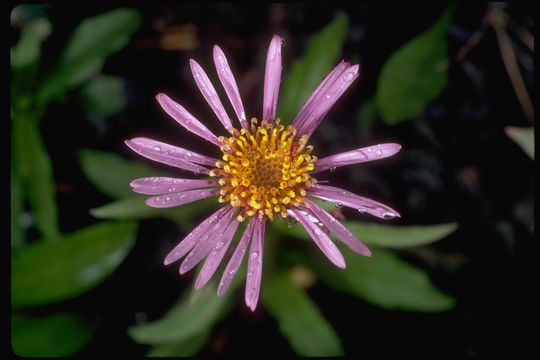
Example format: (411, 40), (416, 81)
(126, 35), (401, 311)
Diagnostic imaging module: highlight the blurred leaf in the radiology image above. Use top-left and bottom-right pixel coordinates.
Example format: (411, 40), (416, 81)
(505, 126), (534, 159)
(90, 197), (162, 219)
(11, 17), (51, 68)
(37, 8), (141, 104)
(90, 196), (216, 227)
(278, 14), (349, 122)
(13, 115), (60, 242)
(343, 221), (458, 248)
(11, 164), (24, 249)
(79, 148), (173, 199)
(306, 248), (455, 312)
(358, 97), (378, 126)
(12, 221), (137, 308)
(262, 272), (344, 356)
(128, 283), (231, 344)
(273, 218), (457, 250)
(12, 312), (95, 357)
(376, 6), (454, 124)
(147, 330), (211, 357)
(81, 75), (127, 117)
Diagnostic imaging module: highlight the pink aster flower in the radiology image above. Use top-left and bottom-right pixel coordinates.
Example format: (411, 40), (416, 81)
(126, 35), (401, 311)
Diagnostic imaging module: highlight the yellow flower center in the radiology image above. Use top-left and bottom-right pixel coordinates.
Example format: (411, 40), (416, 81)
(210, 118), (316, 221)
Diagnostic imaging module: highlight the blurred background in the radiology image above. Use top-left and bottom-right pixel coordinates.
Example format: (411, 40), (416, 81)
(10, 3), (534, 358)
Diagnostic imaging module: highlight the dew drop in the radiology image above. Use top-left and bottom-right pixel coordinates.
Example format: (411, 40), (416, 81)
(325, 94), (331, 99)
(194, 72), (201, 78)
(250, 251), (259, 260)
(343, 72), (355, 82)
(329, 166), (337, 172)
(375, 149), (383, 156)
(153, 146), (161, 151)
(382, 212), (396, 220)
(228, 270), (236, 276)
(335, 202), (343, 208)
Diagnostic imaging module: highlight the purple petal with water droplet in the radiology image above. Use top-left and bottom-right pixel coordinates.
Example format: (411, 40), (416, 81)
(288, 209), (346, 269)
(179, 207), (236, 275)
(189, 59), (233, 132)
(164, 206), (231, 266)
(245, 218), (266, 311)
(156, 93), (221, 146)
(292, 60), (350, 131)
(213, 45), (248, 130)
(146, 188), (220, 208)
(217, 218), (256, 297)
(194, 219), (241, 289)
(313, 143), (402, 173)
(130, 177), (218, 195)
(294, 64), (360, 139)
(308, 184), (401, 220)
(262, 35), (282, 123)
(125, 137), (214, 175)
(305, 200), (371, 256)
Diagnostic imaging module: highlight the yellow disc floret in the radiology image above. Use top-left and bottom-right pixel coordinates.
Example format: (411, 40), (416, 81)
(210, 118), (316, 221)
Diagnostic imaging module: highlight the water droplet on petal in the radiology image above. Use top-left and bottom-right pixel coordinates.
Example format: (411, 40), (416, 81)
(382, 212), (396, 219)
(334, 202), (343, 208)
(325, 94), (331, 99)
(329, 166), (337, 172)
(250, 252), (259, 260)
(375, 149), (383, 156)
(153, 146), (161, 151)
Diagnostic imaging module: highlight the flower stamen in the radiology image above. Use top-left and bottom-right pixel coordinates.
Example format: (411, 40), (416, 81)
(211, 118), (316, 221)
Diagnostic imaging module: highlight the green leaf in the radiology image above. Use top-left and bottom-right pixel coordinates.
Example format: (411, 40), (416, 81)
(90, 196), (216, 227)
(12, 221), (138, 308)
(11, 17), (51, 68)
(147, 330), (211, 357)
(12, 312), (95, 357)
(376, 6), (455, 124)
(358, 97), (378, 126)
(128, 284), (231, 344)
(277, 14), (349, 122)
(79, 148), (174, 199)
(11, 164), (25, 249)
(13, 114), (60, 242)
(37, 8), (141, 104)
(81, 75), (127, 117)
(262, 272), (344, 356)
(505, 126), (534, 160)
(343, 221), (458, 248)
(308, 248), (455, 312)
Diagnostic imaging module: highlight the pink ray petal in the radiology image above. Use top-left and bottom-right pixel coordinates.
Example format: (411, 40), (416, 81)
(245, 218), (266, 311)
(295, 64), (360, 139)
(213, 45), (249, 130)
(146, 188), (220, 208)
(179, 207), (236, 275)
(292, 60), (350, 131)
(194, 219), (241, 289)
(156, 93), (221, 146)
(125, 138), (213, 175)
(288, 209), (346, 269)
(126, 137), (217, 167)
(313, 143), (402, 173)
(217, 218), (256, 297)
(305, 200), (371, 256)
(262, 35), (283, 123)
(189, 59), (233, 132)
(308, 184), (401, 220)
(130, 177), (218, 195)
(164, 206), (231, 266)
